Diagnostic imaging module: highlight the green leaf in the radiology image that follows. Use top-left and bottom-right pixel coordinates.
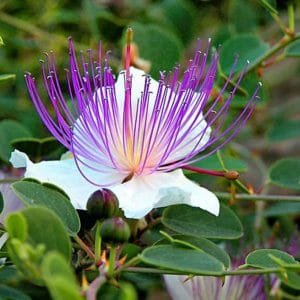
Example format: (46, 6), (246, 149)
(0, 284), (31, 300)
(281, 272), (300, 290)
(269, 159), (300, 190)
(229, 71), (265, 108)
(285, 40), (300, 57)
(0, 266), (21, 284)
(246, 249), (300, 290)
(162, 235), (230, 268)
(158, 0), (196, 43)
(127, 22), (183, 78)
(12, 137), (64, 161)
(246, 249), (298, 269)
(140, 244), (224, 275)
(5, 213), (28, 242)
(0, 36), (3, 46)
(264, 202), (300, 216)
(191, 153), (247, 172)
(42, 252), (83, 300)
(0, 74), (16, 83)
(0, 120), (32, 162)
(8, 207), (72, 260)
(220, 35), (269, 75)
(267, 120), (300, 141)
(228, 0), (258, 33)
(162, 204), (243, 240)
(12, 181), (80, 236)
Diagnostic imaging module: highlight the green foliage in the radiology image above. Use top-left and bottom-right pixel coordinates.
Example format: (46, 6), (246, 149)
(127, 22), (183, 77)
(6, 207), (72, 261)
(246, 249), (300, 290)
(228, 0), (258, 33)
(0, 120), (32, 162)
(11, 181), (80, 236)
(0, 284), (31, 300)
(220, 35), (269, 74)
(156, 0), (196, 43)
(285, 40), (300, 57)
(0, 74), (16, 84)
(159, 235), (230, 268)
(41, 252), (83, 300)
(0, 0), (300, 298)
(191, 152), (247, 172)
(264, 201), (300, 216)
(12, 137), (64, 161)
(267, 120), (300, 141)
(140, 244), (224, 275)
(246, 249), (298, 268)
(269, 158), (300, 190)
(162, 204), (243, 240)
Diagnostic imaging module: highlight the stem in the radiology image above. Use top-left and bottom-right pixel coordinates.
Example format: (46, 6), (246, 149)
(216, 151), (250, 193)
(113, 256), (141, 276)
(182, 165), (225, 177)
(108, 246), (117, 277)
(270, 12), (287, 34)
(287, 3), (295, 34)
(124, 266), (281, 276)
(94, 221), (102, 264)
(216, 192), (300, 202)
(74, 235), (95, 260)
(244, 33), (300, 75)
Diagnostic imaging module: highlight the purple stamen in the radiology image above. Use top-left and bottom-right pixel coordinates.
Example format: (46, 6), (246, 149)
(25, 37), (261, 186)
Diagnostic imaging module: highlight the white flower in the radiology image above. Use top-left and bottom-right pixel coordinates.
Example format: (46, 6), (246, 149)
(10, 149), (219, 219)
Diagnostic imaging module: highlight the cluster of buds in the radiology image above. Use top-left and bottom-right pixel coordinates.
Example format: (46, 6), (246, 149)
(86, 189), (130, 244)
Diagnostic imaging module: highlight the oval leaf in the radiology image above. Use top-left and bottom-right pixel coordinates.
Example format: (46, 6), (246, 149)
(246, 249), (298, 269)
(264, 202), (300, 216)
(285, 40), (300, 57)
(174, 235), (230, 268)
(220, 35), (269, 74)
(269, 159), (300, 190)
(140, 245), (224, 275)
(162, 204), (243, 240)
(12, 181), (80, 236)
(0, 284), (31, 300)
(42, 252), (83, 300)
(5, 213), (28, 242)
(267, 120), (300, 142)
(20, 207), (71, 260)
(127, 22), (183, 78)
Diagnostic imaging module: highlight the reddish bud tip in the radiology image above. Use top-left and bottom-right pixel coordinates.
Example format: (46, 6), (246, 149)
(86, 189), (119, 220)
(100, 217), (131, 245)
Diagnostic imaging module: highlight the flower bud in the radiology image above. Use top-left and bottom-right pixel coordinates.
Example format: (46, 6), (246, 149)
(100, 217), (130, 244)
(86, 189), (119, 220)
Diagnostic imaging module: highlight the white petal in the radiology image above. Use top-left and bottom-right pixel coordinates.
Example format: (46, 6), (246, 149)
(0, 233), (8, 250)
(114, 67), (159, 113)
(9, 150), (124, 209)
(111, 169), (219, 219)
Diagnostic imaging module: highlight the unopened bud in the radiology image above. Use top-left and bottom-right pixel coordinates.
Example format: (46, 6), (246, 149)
(224, 171), (239, 180)
(100, 217), (130, 245)
(86, 189), (119, 220)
